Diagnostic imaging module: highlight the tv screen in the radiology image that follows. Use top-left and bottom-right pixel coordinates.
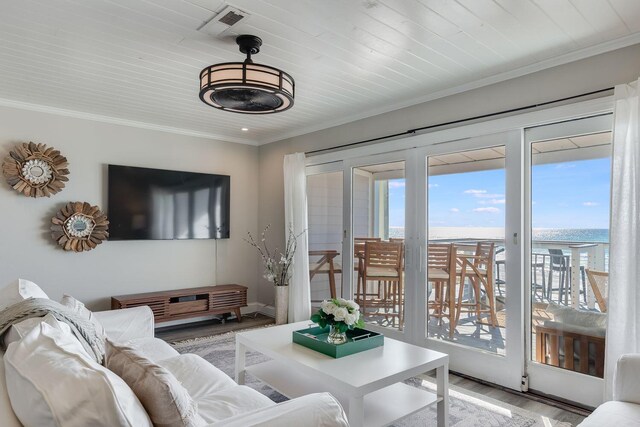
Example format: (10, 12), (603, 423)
(108, 165), (230, 240)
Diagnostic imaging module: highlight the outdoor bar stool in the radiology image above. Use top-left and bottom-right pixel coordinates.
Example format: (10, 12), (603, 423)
(531, 253), (547, 300)
(547, 249), (587, 305)
(357, 241), (404, 329)
(308, 250), (342, 301)
(427, 243), (457, 335)
(454, 242), (498, 329)
(354, 237), (382, 299)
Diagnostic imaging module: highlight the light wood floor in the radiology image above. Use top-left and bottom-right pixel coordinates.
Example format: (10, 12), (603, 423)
(444, 374), (587, 425)
(157, 314), (588, 426)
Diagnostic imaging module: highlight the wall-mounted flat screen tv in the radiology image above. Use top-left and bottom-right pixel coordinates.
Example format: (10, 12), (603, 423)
(108, 165), (230, 240)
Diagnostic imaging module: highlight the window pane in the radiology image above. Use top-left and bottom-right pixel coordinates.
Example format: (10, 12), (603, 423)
(426, 147), (506, 355)
(530, 131), (611, 378)
(307, 172), (343, 303)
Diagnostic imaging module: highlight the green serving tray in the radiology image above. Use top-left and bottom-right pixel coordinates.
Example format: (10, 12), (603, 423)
(292, 325), (384, 358)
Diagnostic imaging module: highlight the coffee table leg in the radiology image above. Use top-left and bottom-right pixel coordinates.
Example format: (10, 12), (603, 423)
(347, 396), (364, 427)
(235, 340), (247, 385)
(437, 362), (449, 427)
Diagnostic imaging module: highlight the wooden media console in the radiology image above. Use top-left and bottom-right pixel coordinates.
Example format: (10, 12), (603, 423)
(111, 284), (248, 325)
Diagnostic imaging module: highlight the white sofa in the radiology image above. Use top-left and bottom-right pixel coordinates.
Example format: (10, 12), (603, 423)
(0, 304), (349, 427)
(579, 354), (640, 426)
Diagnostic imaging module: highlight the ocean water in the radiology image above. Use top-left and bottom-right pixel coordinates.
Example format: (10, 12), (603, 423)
(389, 226), (609, 243)
(388, 226), (609, 268)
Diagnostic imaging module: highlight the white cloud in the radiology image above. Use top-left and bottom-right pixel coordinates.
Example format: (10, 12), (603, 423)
(583, 201), (599, 207)
(556, 163), (576, 170)
(477, 198), (505, 205)
(388, 181), (405, 189)
(428, 183), (439, 188)
(473, 207), (500, 213)
(475, 193), (504, 199)
(450, 208), (460, 213)
(464, 189), (504, 201)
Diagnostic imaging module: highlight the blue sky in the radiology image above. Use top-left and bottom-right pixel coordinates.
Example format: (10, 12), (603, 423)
(388, 157), (610, 229)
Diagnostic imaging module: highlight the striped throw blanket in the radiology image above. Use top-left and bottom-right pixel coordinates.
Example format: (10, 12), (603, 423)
(0, 298), (105, 364)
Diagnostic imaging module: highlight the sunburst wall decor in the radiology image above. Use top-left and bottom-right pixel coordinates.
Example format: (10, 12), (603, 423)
(2, 142), (69, 197)
(51, 202), (109, 252)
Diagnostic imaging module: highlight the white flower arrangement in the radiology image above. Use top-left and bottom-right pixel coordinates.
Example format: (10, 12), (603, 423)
(311, 298), (365, 333)
(245, 224), (303, 287)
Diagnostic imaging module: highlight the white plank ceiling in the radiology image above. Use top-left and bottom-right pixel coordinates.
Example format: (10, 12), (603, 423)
(0, 0), (639, 145)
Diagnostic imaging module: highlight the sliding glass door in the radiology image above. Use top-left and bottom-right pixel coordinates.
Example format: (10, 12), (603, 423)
(524, 114), (612, 407)
(306, 163), (345, 305)
(304, 98), (614, 407)
(348, 154), (409, 337)
(416, 132), (524, 389)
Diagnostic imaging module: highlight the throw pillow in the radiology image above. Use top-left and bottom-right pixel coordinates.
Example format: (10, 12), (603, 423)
(4, 318), (152, 427)
(2, 313), (83, 350)
(105, 339), (206, 427)
(0, 279), (49, 311)
(60, 294), (107, 339)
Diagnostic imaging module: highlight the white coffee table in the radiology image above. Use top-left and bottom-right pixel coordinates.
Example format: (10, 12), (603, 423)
(235, 322), (449, 427)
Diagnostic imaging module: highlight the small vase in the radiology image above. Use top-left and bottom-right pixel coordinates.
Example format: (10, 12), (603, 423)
(275, 285), (289, 325)
(327, 324), (347, 344)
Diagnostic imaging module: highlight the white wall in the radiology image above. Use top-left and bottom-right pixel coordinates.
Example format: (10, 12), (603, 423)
(0, 106), (260, 311)
(257, 43), (640, 305)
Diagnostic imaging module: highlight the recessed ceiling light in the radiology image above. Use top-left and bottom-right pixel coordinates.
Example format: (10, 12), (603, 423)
(241, 128), (249, 131)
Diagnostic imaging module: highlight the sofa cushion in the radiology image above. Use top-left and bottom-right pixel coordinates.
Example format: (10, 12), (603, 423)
(0, 352), (22, 427)
(578, 401), (640, 426)
(0, 279), (49, 311)
(195, 385), (276, 424)
(546, 303), (607, 331)
(61, 294), (107, 339)
(157, 354), (274, 424)
(211, 392), (349, 427)
(106, 340), (206, 427)
(4, 317), (152, 427)
(129, 336), (180, 362)
(158, 354), (238, 399)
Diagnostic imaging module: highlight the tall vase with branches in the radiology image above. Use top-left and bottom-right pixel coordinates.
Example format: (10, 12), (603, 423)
(246, 224), (303, 324)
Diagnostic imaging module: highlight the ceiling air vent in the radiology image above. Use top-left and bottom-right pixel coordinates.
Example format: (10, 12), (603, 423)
(199, 5), (250, 36)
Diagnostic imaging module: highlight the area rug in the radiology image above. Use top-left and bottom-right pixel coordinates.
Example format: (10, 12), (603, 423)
(171, 331), (573, 427)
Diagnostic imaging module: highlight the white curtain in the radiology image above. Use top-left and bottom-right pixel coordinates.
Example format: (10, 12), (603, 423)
(605, 78), (640, 399)
(283, 153), (311, 322)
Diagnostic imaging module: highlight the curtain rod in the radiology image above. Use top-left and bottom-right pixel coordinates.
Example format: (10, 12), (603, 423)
(305, 87), (614, 155)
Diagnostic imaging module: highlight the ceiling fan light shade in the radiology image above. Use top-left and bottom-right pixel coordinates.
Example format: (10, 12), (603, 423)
(199, 61), (294, 114)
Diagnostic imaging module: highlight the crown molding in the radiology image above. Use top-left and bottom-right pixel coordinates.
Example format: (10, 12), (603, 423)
(258, 33), (640, 146)
(0, 98), (259, 146)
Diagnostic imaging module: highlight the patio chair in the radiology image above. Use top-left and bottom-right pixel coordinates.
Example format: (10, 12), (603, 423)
(454, 241), (498, 329)
(547, 249), (587, 305)
(308, 250), (342, 301)
(547, 249), (571, 304)
(426, 243), (457, 337)
(585, 269), (608, 312)
(354, 237), (382, 298)
(356, 241), (404, 328)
